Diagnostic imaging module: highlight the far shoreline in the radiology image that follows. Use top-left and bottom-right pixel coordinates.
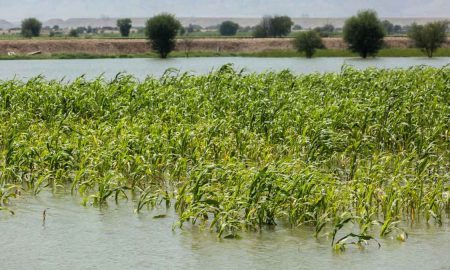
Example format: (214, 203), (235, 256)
(1, 48), (450, 60)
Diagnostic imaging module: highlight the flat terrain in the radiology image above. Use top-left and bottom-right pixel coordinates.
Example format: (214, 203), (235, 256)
(1, 37), (449, 56)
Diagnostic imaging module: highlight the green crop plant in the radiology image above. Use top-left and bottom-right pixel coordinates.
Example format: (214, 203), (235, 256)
(0, 65), (449, 250)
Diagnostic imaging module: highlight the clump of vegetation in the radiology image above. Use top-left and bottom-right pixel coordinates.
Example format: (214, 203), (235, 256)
(68, 29), (79, 37)
(219, 21), (240, 36)
(1, 67), (449, 249)
(145, 13), (181, 58)
(408, 21), (449, 58)
(254, 15), (293, 38)
(343, 10), (385, 58)
(21, 18), (42, 38)
(117, 18), (133, 37)
(314, 24), (335, 37)
(293, 30), (324, 58)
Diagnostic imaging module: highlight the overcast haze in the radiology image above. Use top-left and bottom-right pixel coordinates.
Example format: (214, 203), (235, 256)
(0, 0), (449, 21)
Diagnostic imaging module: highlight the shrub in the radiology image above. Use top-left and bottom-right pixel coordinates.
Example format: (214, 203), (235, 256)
(294, 30), (324, 58)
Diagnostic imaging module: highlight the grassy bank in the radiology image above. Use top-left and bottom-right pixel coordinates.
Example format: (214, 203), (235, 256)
(1, 48), (450, 60)
(1, 67), (448, 250)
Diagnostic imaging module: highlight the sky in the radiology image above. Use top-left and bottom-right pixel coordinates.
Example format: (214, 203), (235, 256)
(0, 0), (448, 21)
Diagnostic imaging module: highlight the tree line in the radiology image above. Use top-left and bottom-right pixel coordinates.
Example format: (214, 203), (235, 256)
(19, 12), (449, 58)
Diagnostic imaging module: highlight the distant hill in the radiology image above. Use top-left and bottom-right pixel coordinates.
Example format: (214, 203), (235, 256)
(0, 19), (14, 29)
(41, 17), (450, 29)
(0, 17), (449, 29)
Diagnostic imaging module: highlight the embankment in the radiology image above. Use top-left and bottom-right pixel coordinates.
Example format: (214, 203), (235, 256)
(0, 37), (449, 56)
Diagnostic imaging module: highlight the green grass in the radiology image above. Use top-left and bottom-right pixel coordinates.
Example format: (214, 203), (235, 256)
(1, 67), (449, 250)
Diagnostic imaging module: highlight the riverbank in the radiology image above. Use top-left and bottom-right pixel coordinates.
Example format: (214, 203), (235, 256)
(1, 48), (450, 60)
(1, 37), (449, 59)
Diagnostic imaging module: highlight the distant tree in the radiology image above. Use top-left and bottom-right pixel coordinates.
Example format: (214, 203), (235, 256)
(117, 18), (132, 37)
(253, 16), (272, 38)
(408, 21), (448, 58)
(253, 15), (293, 38)
(68, 29), (79, 37)
(343, 10), (385, 58)
(145, 13), (182, 58)
(382, 20), (394, 35)
(219, 21), (239, 36)
(270, 16), (294, 37)
(293, 30), (324, 58)
(293, 24), (303, 31)
(21, 18), (42, 38)
(393, 25), (403, 34)
(314, 24), (335, 37)
(52, 25), (60, 31)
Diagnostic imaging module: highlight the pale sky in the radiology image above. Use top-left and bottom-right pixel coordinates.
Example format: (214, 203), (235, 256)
(0, 0), (448, 21)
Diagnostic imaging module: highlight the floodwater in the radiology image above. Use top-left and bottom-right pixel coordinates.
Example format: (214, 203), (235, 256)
(0, 57), (449, 80)
(1, 192), (449, 270)
(1, 57), (450, 269)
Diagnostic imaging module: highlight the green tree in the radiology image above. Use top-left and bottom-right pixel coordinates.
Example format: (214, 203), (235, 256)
(343, 10), (385, 58)
(253, 16), (293, 38)
(117, 18), (132, 37)
(145, 13), (181, 58)
(270, 16), (294, 37)
(21, 18), (42, 38)
(219, 21), (239, 36)
(293, 30), (324, 58)
(408, 21), (448, 58)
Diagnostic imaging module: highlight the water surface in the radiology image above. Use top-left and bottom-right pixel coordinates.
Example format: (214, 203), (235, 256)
(1, 193), (449, 270)
(1, 57), (449, 80)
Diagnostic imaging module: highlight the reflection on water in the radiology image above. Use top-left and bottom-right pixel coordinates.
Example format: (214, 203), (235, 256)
(1, 192), (449, 270)
(0, 57), (449, 81)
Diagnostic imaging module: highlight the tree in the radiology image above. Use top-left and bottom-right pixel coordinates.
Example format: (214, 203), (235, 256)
(21, 18), (42, 38)
(270, 16), (294, 37)
(343, 10), (385, 58)
(219, 21), (239, 36)
(253, 16), (293, 38)
(382, 20), (394, 35)
(117, 18), (132, 37)
(408, 21), (448, 58)
(293, 30), (324, 58)
(145, 13), (182, 58)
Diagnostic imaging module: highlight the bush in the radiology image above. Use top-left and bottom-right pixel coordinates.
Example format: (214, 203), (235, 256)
(253, 16), (293, 38)
(343, 10), (385, 58)
(314, 24), (335, 37)
(145, 13), (181, 58)
(294, 30), (324, 58)
(219, 21), (239, 36)
(408, 21), (448, 58)
(68, 29), (79, 37)
(21, 18), (42, 38)
(117, 18), (132, 37)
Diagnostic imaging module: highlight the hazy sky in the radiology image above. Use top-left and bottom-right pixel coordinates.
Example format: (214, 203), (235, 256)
(0, 0), (448, 21)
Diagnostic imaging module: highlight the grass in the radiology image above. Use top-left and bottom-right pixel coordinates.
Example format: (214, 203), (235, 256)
(1, 48), (450, 60)
(0, 66), (449, 249)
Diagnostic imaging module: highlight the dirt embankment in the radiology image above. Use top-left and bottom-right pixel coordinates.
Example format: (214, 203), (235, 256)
(1, 38), (449, 55)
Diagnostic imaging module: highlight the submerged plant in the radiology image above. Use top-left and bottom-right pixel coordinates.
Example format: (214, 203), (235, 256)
(0, 66), (449, 249)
